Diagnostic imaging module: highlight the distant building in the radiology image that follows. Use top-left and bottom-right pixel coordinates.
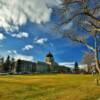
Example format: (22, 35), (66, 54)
(36, 61), (49, 73)
(11, 52), (61, 74)
(4, 52), (72, 74)
(45, 52), (54, 65)
(14, 59), (36, 74)
(45, 52), (59, 72)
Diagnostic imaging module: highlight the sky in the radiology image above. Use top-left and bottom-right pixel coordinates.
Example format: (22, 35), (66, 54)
(0, 0), (93, 67)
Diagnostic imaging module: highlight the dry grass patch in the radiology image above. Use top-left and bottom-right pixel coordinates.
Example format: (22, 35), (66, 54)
(0, 74), (100, 100)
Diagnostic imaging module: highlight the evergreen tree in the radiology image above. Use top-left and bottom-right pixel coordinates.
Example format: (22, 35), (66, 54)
(0, 57), (4, 72)
(4, 55), (11, 72)
(16, 59), (21, 73)
(11, 58), (15, 72)
(74, 62), (79, 72)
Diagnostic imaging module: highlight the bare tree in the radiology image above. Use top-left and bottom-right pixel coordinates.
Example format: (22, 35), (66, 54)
(81, 52), (95, 72)
(55, 0), (100, 73)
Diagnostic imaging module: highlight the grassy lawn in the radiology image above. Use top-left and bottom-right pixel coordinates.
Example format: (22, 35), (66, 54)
(0, 74), (100, 100)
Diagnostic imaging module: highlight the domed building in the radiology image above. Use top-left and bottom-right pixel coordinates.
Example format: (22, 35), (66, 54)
(45, 52), (54, 65)
(45, 52), (59, 72)
(12, 52), (60, 74)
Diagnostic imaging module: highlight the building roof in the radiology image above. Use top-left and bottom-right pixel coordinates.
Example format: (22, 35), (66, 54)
(46, 52), (53, 57)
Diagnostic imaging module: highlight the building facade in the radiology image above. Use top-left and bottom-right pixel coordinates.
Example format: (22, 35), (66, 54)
(14, 59), (36, 74)
(12, 52), (60, 74)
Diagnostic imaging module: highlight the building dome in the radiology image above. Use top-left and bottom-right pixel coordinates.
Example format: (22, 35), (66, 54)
(45, 52), (54, 65)
(46, 52), (53, 57)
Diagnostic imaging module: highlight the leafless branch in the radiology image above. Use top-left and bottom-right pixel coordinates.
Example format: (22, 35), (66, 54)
(64, 32), (95, 51)
(60, 12), (100, 26)
(92, 6), (100, 15)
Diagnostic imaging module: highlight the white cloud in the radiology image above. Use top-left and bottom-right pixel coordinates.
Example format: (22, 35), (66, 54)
(12, 32), (29, 38)
(0, 0), (61, 31)
(7, 50), (11, 54)
(0, 33), (6, 40)
(0, 45), (3, 47)
(59, 62), (87, 69)
(22, 45), (33, 51)
(59, 62), (75, 68)
(7, 50), (17, 54)
(35, 38), (48, 45)
(7, 49), (34, 61)
(15, 54), (34, 61)
(13, 50), (17, 54)
(62, 22), (73, 30)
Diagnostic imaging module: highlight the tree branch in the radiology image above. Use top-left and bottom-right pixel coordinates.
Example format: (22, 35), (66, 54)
(92, 6), (100, 15)
(88, 21), (100, 28)
(66, 33), (95, 52)
(80, 25), (92, 33)
(64, 0), (84, 4)
(60, 11), (100, 26)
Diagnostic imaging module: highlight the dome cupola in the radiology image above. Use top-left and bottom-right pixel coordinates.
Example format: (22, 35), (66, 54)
(45, 52), (54, 65)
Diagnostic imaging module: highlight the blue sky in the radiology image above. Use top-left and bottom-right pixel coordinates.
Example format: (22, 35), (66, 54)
(0, 21), (86, 63)
(0, 0), (94, 66)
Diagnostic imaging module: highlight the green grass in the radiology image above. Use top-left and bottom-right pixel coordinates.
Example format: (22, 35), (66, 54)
(0, 74), (100, 100)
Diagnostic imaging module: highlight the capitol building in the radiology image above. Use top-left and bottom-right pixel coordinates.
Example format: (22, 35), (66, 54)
(13, 52), (59, 74)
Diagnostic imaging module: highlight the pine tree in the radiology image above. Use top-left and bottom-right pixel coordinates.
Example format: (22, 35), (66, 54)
(11, 58), (15, 72)
(74, 62), (79, 72)
(4, 55), (11, 72)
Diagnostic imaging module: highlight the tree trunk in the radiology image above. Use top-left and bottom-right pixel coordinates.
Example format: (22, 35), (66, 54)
(94, 34), (100, 74)
(95, 48), (100, 74)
